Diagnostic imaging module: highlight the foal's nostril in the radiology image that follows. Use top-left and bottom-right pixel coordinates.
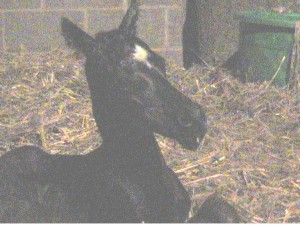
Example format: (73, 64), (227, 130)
(178, 114), (193, 128)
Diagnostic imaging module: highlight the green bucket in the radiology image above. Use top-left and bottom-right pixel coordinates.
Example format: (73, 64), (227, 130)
(237, 11), (300, 86)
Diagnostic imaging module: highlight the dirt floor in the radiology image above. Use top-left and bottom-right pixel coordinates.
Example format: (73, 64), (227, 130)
(0, 50), (299, 223)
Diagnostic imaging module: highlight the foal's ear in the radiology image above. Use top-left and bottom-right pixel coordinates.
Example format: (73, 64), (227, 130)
(61, 18), (97, 56)
(119, 0), (139, 37)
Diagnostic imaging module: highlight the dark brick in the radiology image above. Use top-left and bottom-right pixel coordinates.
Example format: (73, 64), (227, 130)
(4, 11), (84, 52)
(0, 12), (2, 26)
(44, 0), (123, 9)
(160, 49), (183, 66)
(141, 0), (184, 7)
(167, 8), (184, 48)
(0, 14), (3, 51)
(88, 9), (125, 34)
(0, 0), (41, 9)
(137, 8), (166, 48)
(0, 30), (3, 51)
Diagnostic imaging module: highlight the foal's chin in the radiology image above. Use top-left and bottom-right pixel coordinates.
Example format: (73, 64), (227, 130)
(177, 137), (202, 151)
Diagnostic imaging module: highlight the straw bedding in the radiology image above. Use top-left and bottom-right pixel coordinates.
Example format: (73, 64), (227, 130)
(0, 50), (299, 222)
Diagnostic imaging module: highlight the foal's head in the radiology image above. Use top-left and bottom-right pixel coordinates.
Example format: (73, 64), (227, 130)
(61, 0), (207, 150)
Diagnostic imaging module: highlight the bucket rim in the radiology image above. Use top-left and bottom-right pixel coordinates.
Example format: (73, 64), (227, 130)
(238, 10), (300, 28)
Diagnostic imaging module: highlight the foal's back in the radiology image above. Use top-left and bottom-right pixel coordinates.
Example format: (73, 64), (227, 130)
(0, 146), (83, 222)
(0, 144), (138, 222)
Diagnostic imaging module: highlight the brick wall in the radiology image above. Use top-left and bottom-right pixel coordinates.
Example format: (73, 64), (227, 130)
(0, 0), (186, 65)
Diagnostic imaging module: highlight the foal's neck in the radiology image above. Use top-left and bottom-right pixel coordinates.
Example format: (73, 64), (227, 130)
(85, 62), (167, 171)
(101, 123), (165, 171)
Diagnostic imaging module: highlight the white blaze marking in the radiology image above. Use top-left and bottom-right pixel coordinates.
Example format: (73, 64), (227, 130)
(133, 44), (152, 68)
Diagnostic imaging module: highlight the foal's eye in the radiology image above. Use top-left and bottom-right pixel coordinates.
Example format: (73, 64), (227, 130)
(178, 114), (193, 128)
